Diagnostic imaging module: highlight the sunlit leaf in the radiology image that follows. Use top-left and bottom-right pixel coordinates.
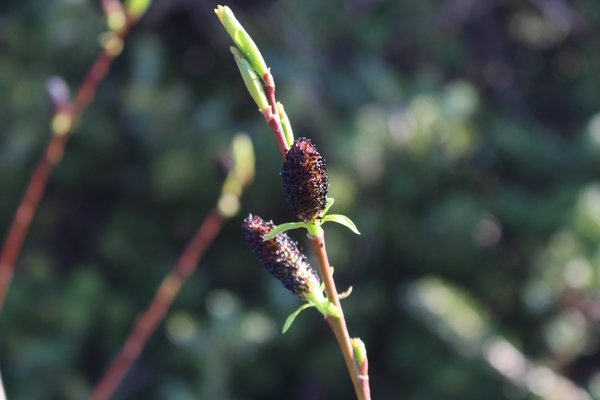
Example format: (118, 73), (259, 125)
(282, 303), (313, 333)
(264, 221), (308, 240)
(322, 214), (360, 235)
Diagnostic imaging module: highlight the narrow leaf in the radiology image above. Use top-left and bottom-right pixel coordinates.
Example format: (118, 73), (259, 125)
(264, 221), (308, 241)
(322, 197), (335, 216)
(230, 47), (269, 111)
(322, 214), (361, 235)
(283, 303), (313, 333)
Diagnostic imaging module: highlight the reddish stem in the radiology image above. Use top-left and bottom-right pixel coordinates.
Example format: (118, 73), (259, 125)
(308, 233), (371, 400)
(262, 71), (289, 156)
(91, 210), (225, 400)
(263, 72), (371, 397)
(0, 133), (68, 311)
(0, 19), (136, 313)
(359, 358), (371, 399)
(100, 0), (124, 18)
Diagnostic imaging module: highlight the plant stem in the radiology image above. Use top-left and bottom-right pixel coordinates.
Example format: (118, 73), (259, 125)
(91, 210), (225, 400)
(0, 133), (68, 312)
(262, 71), (289, 156)
(358, 356), (371, 399)
(308, 232), (371, 400)
(0, 17), (137, 314)
(0, 367), (6, 400)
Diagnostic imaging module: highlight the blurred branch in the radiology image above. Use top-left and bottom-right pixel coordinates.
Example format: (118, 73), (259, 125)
(0, 5), (150, 313)
(0, 368), (5, 400)
(90, 135), (254, 400)
(404, 277), (592, 400)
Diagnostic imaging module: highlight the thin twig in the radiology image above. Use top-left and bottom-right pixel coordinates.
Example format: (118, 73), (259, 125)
(308, 233), (370, 400)
(261, 70), (372, 400)
(90, 210), (225, 400)
(262, 71), (289, 156)
(0, 16), (138, 313)
(91, 132), (255, 399)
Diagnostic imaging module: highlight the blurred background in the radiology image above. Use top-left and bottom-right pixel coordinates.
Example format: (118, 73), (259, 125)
(2, 0), (600, 399)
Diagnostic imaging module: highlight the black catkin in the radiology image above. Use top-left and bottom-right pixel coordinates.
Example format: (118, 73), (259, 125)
(280, 138), (329, 221)
(242, 214), (320, 299)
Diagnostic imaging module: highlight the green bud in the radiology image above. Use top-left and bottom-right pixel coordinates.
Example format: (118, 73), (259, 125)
(219, 134), (255, 217)
(230, 47), (269, 112)
(106, 10), (126, 33)
(351, 338), (367, 368)
(306, 290), (342, 318)
(215, 5), (269, 79)
(125, 0), (152, 21)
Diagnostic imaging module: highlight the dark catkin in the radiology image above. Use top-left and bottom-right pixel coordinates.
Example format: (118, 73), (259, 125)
(242, 214), (320, 299)
(280, 137), (329, 221)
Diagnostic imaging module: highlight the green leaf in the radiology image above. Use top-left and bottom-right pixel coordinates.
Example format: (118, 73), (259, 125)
(125, 0), (151, 20)
(264, 221), (308, 240)
(215, 5), (268, 78)
(322, 214), (361, 235)
(282, 303), (313, 333)
(230, 47), (269, 111)
(322, 197), (335, 216)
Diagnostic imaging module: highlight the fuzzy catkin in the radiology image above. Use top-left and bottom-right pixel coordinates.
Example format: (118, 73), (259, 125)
(280, 138), (329, 221)
(242, 214), (320, 299)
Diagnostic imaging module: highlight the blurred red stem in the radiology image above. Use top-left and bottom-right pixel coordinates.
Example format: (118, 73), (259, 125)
(90, 210), (225, 400)
(0, 19), (135, 313)
(100, 0), (124, 18)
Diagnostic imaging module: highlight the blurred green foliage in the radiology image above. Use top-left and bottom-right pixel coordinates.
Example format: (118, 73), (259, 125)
(2, 0), (600, 399)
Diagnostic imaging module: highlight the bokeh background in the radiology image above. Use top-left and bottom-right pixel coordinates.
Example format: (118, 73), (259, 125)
(2, 0), (600, 399)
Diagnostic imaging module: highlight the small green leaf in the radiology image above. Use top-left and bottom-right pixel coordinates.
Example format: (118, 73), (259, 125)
(322, 214), (361, 235)
(215, 5), (268, 78)
(321, 197), (335, 217)
(230, 47), (269, 111)
(125, 0), (151, 20)
(282, 303), (313, 333)
(264, 221), (308, 240)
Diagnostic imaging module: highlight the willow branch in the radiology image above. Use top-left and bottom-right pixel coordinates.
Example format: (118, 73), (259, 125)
(262, 71), (289, 156)
(308, 233), (370, 400)
(265, 73), (371, 400)
(0, 15), (139, 313)
(90, 210), (225, 400)
(91, 133), (254, 400)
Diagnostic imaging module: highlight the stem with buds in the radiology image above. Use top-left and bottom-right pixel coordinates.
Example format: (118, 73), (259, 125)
(215, 5), (371, 399)
(0, 3), (151, 313)
(308, 233), (369, 400)
(91, 135), (254, 400)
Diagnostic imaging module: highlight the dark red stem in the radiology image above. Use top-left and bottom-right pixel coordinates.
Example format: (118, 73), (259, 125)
(90, 210), (225, 400)
(0, 18), (136, 313)
(262, 71), (289, 156)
